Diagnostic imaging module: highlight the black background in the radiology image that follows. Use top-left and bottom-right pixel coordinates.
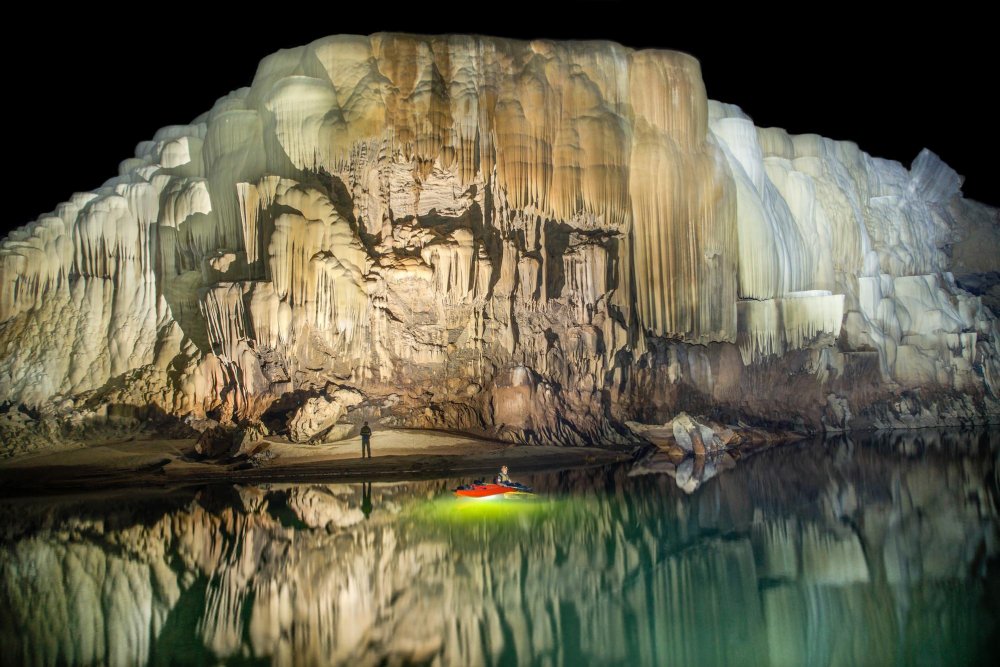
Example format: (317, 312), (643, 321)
(3, 4), (995, 235)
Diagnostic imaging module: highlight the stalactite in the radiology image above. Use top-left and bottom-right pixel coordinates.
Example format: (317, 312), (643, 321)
(419, 229), (475, 302)
(737, 293), (845, 364)
(236, 176), (281, 266)
(628, 51), (738, 342)
(562, 241), (609, 324)
(201, 283), (250, 360)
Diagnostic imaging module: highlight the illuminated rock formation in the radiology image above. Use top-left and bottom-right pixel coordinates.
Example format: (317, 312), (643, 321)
(0, 33), (997, 450)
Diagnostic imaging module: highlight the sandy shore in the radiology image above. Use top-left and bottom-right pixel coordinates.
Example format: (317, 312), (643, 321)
(0, 429), (633, 496)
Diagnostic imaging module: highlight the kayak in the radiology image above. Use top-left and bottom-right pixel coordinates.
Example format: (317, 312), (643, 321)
(454, 482), (532, 498)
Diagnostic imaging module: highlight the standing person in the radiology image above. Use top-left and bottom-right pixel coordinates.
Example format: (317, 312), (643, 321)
(360, 421), (372, 459)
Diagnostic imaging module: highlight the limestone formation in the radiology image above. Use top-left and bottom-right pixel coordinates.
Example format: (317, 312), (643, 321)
(0, 33), (998, 451)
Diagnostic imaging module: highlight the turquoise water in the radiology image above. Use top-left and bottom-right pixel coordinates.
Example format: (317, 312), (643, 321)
(1, 430), (998, 666)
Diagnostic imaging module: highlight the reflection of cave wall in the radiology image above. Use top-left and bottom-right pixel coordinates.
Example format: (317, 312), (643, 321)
(1, 431), (997, 666)
(1, 34), (998, 446)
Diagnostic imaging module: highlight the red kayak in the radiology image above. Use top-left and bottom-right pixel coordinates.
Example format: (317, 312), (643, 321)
(454, 483), (531, 498)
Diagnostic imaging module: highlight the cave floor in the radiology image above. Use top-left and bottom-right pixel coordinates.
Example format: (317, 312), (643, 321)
(0, 429), (632, 496)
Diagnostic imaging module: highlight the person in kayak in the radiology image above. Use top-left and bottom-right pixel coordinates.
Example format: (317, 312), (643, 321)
(455, 468), (532, 495)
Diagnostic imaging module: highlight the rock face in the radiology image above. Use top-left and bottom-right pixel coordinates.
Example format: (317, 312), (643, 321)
(0, 33), (998, 448)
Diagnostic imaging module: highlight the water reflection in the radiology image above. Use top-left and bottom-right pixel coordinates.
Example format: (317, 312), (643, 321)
(1, 429), (998, 666)
(361, 482), (373, 520)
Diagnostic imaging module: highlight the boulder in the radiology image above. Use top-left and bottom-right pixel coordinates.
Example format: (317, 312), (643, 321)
(231, 422), (270, 458)
(248, 447), (278, 468)
(671, 413), (712, 456)
(195, 422), (270, 458)
(626, 412), (736, 457)
(195, 426), (233, 458)
(323, 424), (355, 443)
(287, 387), (364, 443)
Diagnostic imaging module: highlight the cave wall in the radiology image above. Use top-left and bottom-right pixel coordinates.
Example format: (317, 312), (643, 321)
(0, 33), (997, 442)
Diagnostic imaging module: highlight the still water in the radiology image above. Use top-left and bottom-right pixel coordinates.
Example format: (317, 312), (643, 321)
(1, 430), (998, 666)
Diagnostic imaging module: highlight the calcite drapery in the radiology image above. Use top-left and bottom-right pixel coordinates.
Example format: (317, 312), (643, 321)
(0, 33), (997, 445)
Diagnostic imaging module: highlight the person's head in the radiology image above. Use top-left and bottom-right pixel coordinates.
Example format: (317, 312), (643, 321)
(501, 465), (508, 474)
(363, 421), (369, 426)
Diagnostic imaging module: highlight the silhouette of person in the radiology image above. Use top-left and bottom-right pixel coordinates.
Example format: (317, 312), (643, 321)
(361, 482), (373, 520)
(360, 421), (372, 459)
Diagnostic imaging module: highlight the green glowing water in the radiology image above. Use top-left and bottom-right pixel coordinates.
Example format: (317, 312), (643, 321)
(1, 430), (998, 666)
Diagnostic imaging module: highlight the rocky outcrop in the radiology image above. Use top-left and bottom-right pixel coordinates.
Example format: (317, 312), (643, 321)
(0, 33), (998, 453)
